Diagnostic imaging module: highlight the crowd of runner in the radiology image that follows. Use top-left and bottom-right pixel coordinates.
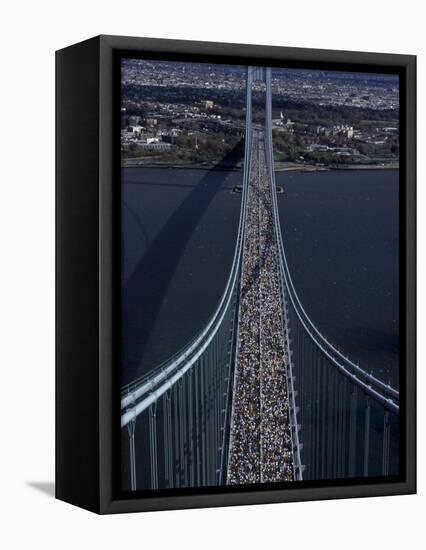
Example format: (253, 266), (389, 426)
(227, 129), (294, 485)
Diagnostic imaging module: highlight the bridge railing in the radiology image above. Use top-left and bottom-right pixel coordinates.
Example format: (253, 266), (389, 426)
(263, 68), (304, 480)
(120, 69), (254, 490)
(264, 68), (399, 479)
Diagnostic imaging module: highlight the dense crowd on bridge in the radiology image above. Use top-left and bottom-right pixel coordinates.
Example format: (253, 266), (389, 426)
(227, 129), (294, 485)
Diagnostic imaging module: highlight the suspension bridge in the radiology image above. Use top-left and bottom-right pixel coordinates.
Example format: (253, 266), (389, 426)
(121, 66), (400, 491)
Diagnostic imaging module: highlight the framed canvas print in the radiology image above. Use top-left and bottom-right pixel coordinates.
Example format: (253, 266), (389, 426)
(56, 35), (416, 514)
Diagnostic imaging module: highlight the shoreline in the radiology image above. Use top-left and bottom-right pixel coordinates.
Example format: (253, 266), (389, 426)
(121, 160), (243, 172)
(275, 163), (399, 172)
(121, 159), (399, 173)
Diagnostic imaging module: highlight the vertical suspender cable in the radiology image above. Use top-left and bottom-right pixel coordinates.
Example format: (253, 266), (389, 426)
(320, 361), (327, 479)
(178, 378), (185, 487)
(363, 396), (371, 477)
(195, 359), (201, 486)
(188, 370), (194, 487)
(382, 409), (390, 476)
(149, 402), (158, 490)
(127, 414), (137, 491)
(201, 354), (206, 486)
(163, 392), (173, 488)
(348, 386), (357, 477)
(173, 383), (180, 488)
(341, 378), (348, 477)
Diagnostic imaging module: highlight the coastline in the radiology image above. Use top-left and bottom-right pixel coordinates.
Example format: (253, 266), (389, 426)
(121, 158), (399, 173)
(121, 159), (243, 171)
(275, 162), (399, 172)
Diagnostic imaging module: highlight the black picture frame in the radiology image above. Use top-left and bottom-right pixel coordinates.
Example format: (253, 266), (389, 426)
(56, 34), (416, 514)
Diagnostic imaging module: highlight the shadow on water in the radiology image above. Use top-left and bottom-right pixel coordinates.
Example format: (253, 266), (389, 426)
(123, 200), (151, 249)
(122, 144), (244, 385)
(125, 179), (230, 190)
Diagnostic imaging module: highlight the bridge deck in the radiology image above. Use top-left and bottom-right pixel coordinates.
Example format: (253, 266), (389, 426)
(227, 128), (294, 484)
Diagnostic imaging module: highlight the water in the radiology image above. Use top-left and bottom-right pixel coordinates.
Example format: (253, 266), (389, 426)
(121, 167), (242, 386)
(276, 169), (399, 387)
(121, 167), (399, 388)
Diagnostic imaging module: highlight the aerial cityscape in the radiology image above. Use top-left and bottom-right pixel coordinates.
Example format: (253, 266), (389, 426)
(121, 59), (399, 170)
(120, 59), (400, 493)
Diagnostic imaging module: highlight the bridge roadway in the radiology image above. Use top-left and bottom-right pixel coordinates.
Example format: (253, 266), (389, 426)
(227, 127), (294, 484)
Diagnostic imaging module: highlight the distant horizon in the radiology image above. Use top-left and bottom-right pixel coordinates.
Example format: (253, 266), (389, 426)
(122, 57), (399, 83)
(122, 57), (399, 112)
